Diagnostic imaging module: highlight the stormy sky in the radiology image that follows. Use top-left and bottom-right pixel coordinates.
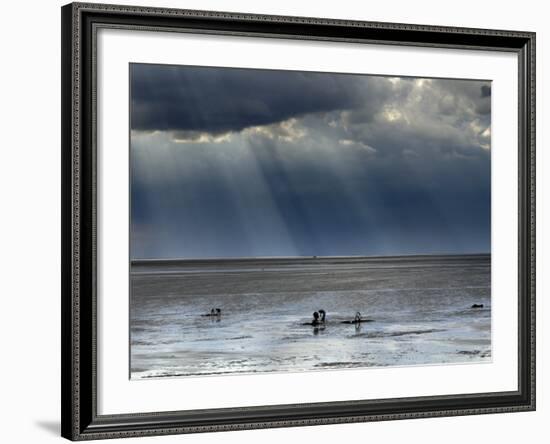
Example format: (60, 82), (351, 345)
(130, 63), (491, 259)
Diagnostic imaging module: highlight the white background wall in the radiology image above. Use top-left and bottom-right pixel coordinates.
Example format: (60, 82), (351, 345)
(0, 0), (546, 443)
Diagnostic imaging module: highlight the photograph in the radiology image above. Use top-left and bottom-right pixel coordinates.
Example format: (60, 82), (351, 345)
(58, 2), (536, 440)
(129, 63), (492, 379)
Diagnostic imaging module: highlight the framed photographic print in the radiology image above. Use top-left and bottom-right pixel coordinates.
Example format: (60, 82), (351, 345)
(61, 2), (536, 440)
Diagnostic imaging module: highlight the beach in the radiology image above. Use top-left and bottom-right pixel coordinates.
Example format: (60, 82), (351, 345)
(130, 254), (491, 379)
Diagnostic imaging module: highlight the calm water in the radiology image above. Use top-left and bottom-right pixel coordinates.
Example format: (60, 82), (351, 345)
(130, 255), (491, 379)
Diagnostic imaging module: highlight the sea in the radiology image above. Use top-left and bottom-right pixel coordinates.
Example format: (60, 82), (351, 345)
(130, 254), (491, 379)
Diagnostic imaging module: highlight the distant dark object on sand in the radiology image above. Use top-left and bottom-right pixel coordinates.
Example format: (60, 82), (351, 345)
(341, 319), (374, 324)
(471, 304), (484, 309)
(341, 311), (374, 324)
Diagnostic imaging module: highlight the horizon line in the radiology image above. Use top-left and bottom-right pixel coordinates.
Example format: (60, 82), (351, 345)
(130, 252), (491, 263)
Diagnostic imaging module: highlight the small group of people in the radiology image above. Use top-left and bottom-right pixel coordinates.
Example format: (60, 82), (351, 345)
(308, 309), (326, 326)
(203, 308), (222, 317)
(201, 307), (368, 326)
(305, 310), (366, 326)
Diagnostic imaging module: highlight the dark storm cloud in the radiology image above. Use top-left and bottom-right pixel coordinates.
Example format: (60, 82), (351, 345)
(129, 65), (491, 259)
(131, 64), (368, 134)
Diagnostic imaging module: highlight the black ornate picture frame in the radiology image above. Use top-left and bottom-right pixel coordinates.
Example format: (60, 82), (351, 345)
(61, 2), (535, 440)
